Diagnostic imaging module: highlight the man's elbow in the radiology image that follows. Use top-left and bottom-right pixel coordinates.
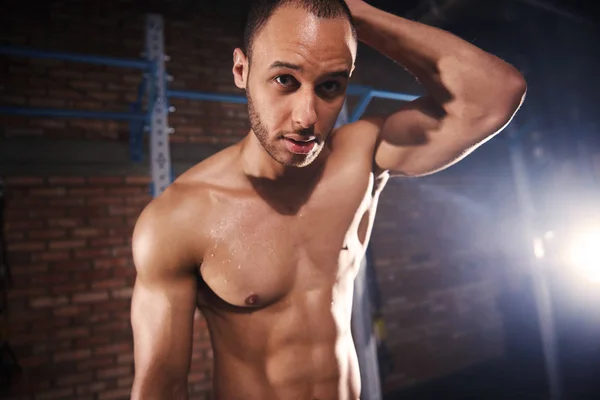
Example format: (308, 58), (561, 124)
(501, 70), (527, 120)
(482, 71), (527, 136)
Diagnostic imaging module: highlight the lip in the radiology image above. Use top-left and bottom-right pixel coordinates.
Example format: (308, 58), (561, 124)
(283, 134), (317, 142)
(283, 137), (317, 155)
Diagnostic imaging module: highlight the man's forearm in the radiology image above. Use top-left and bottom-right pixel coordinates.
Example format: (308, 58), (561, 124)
(349, 2), (526, 119)
(131, 376), (189, 400)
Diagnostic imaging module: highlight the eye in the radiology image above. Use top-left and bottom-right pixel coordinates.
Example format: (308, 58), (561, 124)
(274, 75), (297, 88)
(320, 81), (340, 93)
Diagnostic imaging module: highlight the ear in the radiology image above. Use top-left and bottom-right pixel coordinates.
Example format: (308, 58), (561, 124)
(232, 48), (248, 89)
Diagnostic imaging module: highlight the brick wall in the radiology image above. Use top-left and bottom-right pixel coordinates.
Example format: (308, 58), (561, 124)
(1, 0), (517, 398)
(2, 176), (212, 399)
(0, 0), (248, 145)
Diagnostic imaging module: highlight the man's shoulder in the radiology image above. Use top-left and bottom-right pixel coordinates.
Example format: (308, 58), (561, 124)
(330, 115), (383, 152)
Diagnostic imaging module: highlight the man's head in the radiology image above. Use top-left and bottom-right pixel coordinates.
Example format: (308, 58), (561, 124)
(233, 0), (357, 168)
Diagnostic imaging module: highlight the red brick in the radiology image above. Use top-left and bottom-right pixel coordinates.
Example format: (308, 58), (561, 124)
(113, 267), (135, 278)
(93, 299), (130, 313)
(95, 258), (129, 269)
(111, 287), (133, 299)
(51, 260), (91, 272)
(10, 332), (48, 346)
(29, 187), (66, 197)
(116, 353), (134, 365)
(125, 195), (151, 206)
(68, 187), (106, 196)
(8, 196), (47, 207)
(75, 336), (112, 348)
(112, 246), (132, 257)
(4, 176), (45, 186)
(72, 227), (104, 237)
(96, 365), (130, 379)
(69, 81), (104, 90)
(29, 208), (67, 218)
(47, 217), (84, 228)
(98, 388), (131, 400)
(29, 229), (67, 239)
(19, 355), (51, 368)
(47, 176), (86, 186)
(6, 220), (45, 230)
(125, 176), (152, 185)
(29, 118), (67, 129)
(53, 349), (92, 363)
(9, 262), (48, 274)
(7, 241), (46, 252)
(94, 321), (131, 335)
(55, 326), (90, 339)
(77, 357), (114, 371)
(6, 231), (25, 241)
(48, 239), (86, 250)
(94, 343), (132, 357)
(55, 372), (94, 387)
(90, 237), (125, 247)
(107, 205), (139, 216)
(4, 209), (28, 221)
(92, 279), (126, 290)
(31, 251), (71, 262)
(73, 248), (111, 259)
(116, 376), (134, 388)
(34, 387), (75, 400)
(30, 295), (69, 309)
(31, 273), (70, 285)
(108, 186), (144, 196)
(53, 305), (90, 317)
(76, 382), (108, 396)
(9, 287), (48, 299)
(87, 196), (124, 206)
(108, 227), (135, 237)
(3, 127), (44, 137)
(48, 197), (86, 207)
(68, 206), (107, 218)
(72, 291), (110, 304)
(87, 177), (124, 185)
(88, 216), (125, 227)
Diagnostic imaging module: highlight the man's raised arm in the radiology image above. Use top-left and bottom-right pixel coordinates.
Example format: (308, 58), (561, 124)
(130, 196), (198, 400)
(345, 0), (527, 177)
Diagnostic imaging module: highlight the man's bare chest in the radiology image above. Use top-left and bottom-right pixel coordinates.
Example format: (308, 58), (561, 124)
(196, 170), (386, 311)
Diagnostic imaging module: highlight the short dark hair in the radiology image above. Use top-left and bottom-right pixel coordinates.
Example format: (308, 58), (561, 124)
(243, 0), (357, 61)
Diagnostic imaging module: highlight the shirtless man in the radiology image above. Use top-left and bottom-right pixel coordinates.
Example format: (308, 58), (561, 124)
(130, 0), (526, 399)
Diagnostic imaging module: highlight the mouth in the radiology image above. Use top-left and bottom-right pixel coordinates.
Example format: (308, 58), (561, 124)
(283, 137), (318, 155)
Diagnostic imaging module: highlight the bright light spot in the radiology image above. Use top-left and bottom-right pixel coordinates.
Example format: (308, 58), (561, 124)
(533, 237), (545, 259)
(544, 231), (555, 240)
(566, 229), (600, 283)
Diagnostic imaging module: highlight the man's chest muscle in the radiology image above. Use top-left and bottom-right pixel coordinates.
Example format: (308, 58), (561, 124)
(198, 170), (377, 309)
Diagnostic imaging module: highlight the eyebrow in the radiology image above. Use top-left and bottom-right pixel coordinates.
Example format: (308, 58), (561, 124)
(269, 61), (302, 71)
(269, 61), (349, 79)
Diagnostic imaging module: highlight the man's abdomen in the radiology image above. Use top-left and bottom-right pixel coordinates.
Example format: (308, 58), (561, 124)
(211, 334), (360, 400)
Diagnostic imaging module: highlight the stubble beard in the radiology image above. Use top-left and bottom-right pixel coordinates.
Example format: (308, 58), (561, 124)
(246, 88), (322, 168)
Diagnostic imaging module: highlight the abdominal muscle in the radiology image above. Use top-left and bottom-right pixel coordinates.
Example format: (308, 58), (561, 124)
(210, 332), (361, 400)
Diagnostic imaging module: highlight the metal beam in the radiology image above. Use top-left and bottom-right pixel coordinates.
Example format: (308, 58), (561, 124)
(145, 14), (172, 198)
(0, 106), (146, 121)
(0, 45), (150, 70)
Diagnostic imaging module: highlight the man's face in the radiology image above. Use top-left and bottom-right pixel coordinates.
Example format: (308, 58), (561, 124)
(234, 6), (357, 167)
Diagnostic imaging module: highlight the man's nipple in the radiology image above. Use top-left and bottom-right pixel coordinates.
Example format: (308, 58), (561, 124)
(245, 293), (259, 306)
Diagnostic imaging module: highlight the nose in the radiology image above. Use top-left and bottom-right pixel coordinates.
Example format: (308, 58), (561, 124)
(291, 89), (318, 131)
